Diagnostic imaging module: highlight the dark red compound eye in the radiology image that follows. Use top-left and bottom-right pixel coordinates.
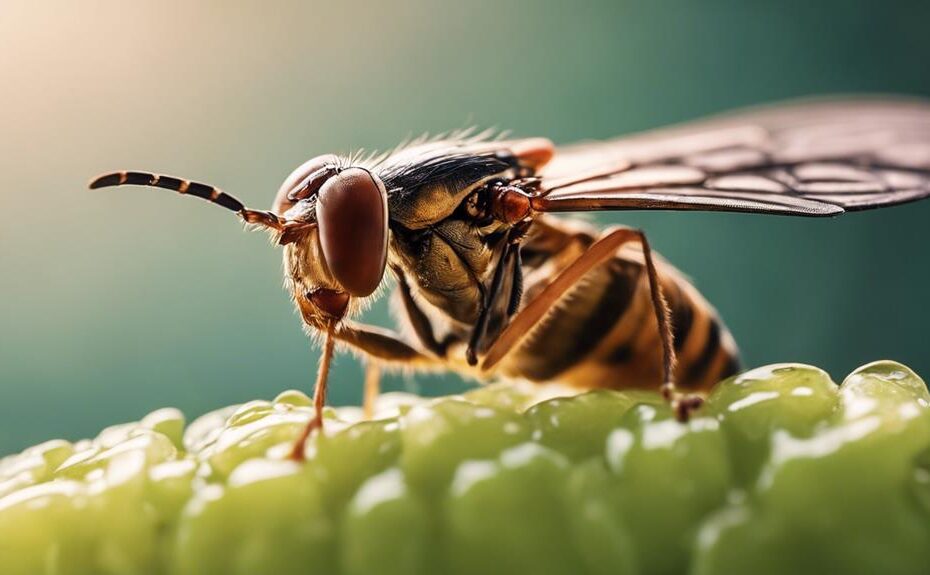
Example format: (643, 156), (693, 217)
(315, 167), (389, 297)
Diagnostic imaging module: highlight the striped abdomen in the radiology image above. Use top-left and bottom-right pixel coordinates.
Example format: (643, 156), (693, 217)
(493, 217), (740, 391)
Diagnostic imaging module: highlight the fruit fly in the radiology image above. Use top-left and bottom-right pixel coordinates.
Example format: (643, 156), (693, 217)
(90, 97), (930, 459)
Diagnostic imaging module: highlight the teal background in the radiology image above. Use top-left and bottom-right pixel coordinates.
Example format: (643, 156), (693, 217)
(1, 0), (929, 455)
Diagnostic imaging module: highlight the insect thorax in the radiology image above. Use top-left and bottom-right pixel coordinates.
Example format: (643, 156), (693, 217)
(379, 151), (520, 326)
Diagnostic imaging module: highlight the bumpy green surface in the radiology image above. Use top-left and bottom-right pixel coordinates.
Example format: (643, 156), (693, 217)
(2, 361), (930, 575)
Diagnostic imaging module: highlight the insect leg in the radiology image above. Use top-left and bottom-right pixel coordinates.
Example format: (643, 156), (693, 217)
(466, 237), (518, 366)
(289, 321), (336, 461)
(480, 227), (702, 421)
(507, 247), (524, 317)
(89, 171), (285, 231)
(335, 322), (439, 368)
(363, 362), (381, 420)
(290, 319), (435, 459)
(637, 235), (704, 421)
(393, 267), (455, 357)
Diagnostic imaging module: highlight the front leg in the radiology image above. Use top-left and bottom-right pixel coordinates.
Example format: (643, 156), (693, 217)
(290, 318), (436, 460)
(335, 320), (440, 368)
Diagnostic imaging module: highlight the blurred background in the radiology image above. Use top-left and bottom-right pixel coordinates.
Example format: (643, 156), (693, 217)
(2, 0), (929, 455)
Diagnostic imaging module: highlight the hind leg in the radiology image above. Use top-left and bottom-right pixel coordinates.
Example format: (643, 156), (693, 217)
(481, 226), (703, 421)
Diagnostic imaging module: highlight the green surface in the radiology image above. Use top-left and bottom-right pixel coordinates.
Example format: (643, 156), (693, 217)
(2, 361), (929, 574)
(2, 0), (930, 455)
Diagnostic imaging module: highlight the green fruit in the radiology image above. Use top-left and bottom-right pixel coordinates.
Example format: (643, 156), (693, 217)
(526, 389), (653, 461)
(694, 362), (930, 575)
(601, 404), (731, 574)
(443, 443), (577, 575)
(308, 418), (403, 517)
(399, 398), (532, 495)
(341, 468), (433, 575)
(564, 459), (638, 575)
(706, 363), (839, 484)
(0, 362), (928, 574)
(173, 461), (334, 575)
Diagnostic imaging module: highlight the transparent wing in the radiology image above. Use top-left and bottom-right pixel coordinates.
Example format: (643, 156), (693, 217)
(536, 96), (930, 217)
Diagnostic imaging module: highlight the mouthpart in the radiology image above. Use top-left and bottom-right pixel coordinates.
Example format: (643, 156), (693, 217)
(307, 288), (350, 319)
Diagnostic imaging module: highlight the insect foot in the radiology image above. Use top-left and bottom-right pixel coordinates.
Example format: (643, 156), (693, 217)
(661, 382), (705, 422)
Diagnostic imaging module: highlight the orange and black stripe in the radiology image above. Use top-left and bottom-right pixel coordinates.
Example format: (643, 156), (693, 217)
(492, 219), (740, 391)
(516, 257), (641, 381)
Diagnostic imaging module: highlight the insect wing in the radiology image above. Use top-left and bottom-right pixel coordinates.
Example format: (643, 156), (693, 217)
(536, 97), (930, 217)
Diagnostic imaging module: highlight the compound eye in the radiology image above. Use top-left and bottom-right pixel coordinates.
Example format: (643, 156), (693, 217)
(273, 154), (339, 215)
(315, 168), (389, 297)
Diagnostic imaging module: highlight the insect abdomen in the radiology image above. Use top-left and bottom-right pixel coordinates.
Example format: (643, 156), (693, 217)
(497, 220), (739, 391)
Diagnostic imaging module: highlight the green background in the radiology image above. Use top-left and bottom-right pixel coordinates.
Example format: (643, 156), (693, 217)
(1, 0), (928, 455)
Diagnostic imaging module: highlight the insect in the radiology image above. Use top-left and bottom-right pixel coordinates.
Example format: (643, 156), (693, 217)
(90, 97), (930, 459)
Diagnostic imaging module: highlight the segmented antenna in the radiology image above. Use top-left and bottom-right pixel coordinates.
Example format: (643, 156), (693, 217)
(89, 171), (284, 230)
